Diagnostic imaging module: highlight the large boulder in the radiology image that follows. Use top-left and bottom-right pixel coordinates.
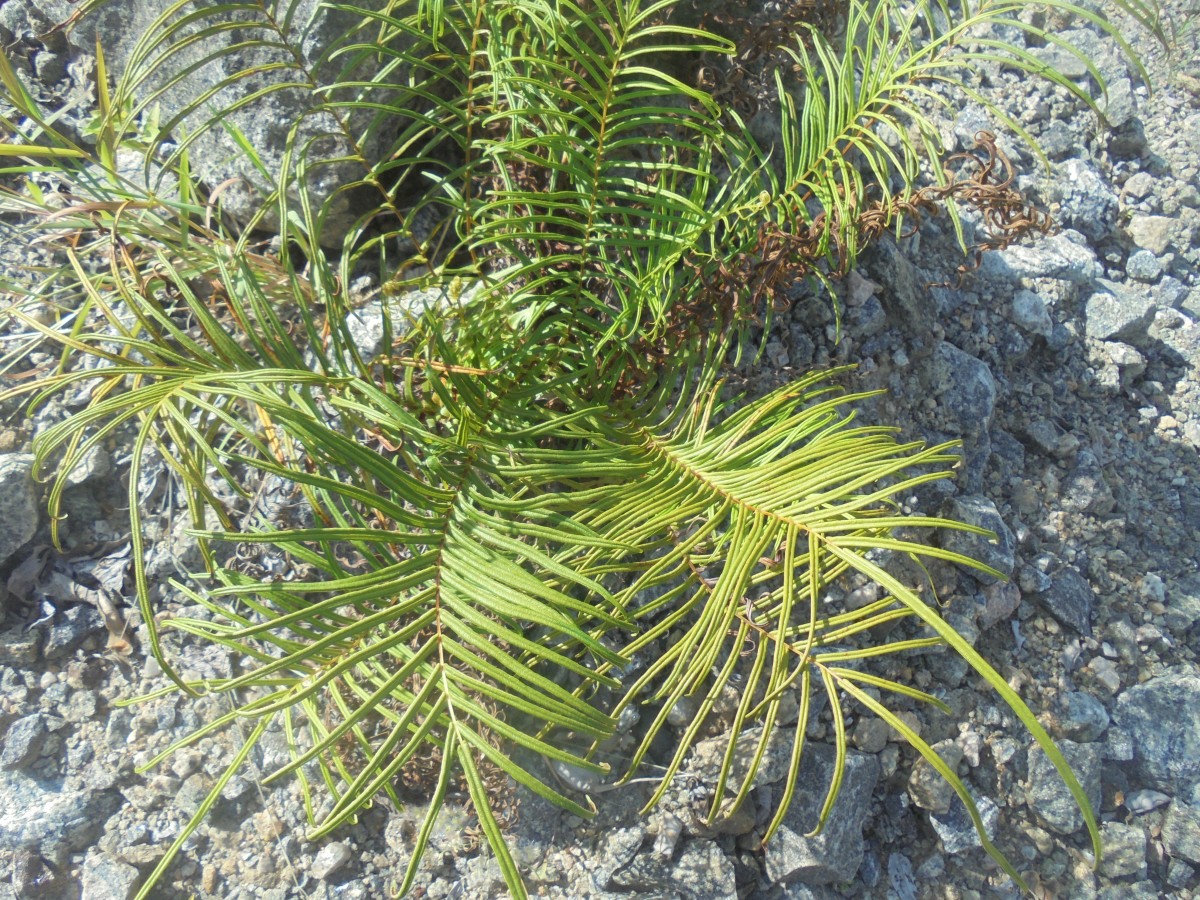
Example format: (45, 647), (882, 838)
(1113, 672), (1200, 794)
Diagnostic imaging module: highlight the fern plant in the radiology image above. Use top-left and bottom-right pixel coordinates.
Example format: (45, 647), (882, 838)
(0, 0), (1162, 896)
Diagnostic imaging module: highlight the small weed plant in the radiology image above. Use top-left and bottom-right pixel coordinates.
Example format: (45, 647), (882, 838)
(0, 0), (1165, 896)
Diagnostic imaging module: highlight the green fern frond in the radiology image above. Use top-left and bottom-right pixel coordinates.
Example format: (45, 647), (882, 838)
(0, 0), (1168, 896)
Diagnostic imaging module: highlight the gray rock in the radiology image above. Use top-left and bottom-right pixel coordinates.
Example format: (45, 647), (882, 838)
(1096, 881), (1161, 900)
(1036, 566), (1094, 637)
(927, 342), (995, 437)
(1126, 789), (1171, 815)
(0, 714), (48, 770)
(0, 454), (38, 567)
(142, 513), (207, 585)
(1042, 23), (1126, 82)
(175, 773), (214, 819)
(1184, 112), (1200, 149)
(669, 840), (736, 899)
(1056, 160), (1119, 241)
(1017, 564), (1052, 595)
(1155, 275), (1189, 309)
(847, 295), (886, 337)
(1045, 692), (1110, 743)
(765, 340), (789, 368)
(609, 837), (736, 898)
(674, 727), (794, 840)
(886, 853), (917, 900)
(63, 445), (112, 488)
(1030, 43), (1090, 78)
(0, 769), (120, 852)
(1139, 573), (1166, 605)
(764, 745), (880, 886)
(584, 824), (646, 889)
(1100, 342), (1146, 386)
(976, 580), (1021, 630)
(80, 852), (141, 900)
(1037, 119), (1075, 159)
(937, 495), (1015, 585)
(62, 688), (99, 724)
(1046, 322), (1072, 352)
(345, 300), (394, 363)
(0, 3), (66, 49)
(1085, 653), (1124, 694)
(43, 605), (106, 660)
(1123, 172), (1155, 200)
(907, 740), (963, 814)
(774, 885), (840, 900)
(929, 790), (1000, 854)
(1098, 821), (1147, 879)
(1108, 119), (1148, 160)
(1168, 859), (1197, 890)
(1126, 250), (1162, 283)
(1011, 289), (1053, 338)
(950, 104), (992, 152)
(1061, 449), (1115, 516)
(852, 717), (890, 754)
(863, 238), (936, 346)
(1180, 287), (1200, 320)
(1113, 673), (1200, 793)
(104, 148), (179, 200)
(1162, 574), (1200, 634)
(1127, 215), (1176, 255)
(310, 841), (352, 880)
(859, 847), (881, 889)
(1084, 285), (1156, 344)
(1163, 800), (1200, 865)
(1149, 307), (1200, 370)
(8, 848), (55, 896)
(982, 231), (1102, 283)
(0, 629), (41, 667)
(988, 428), (1025, 478)
(1022, 419), (1078, 458)
(1025, 740), (1101, 835)
(344, 285), (465, 361)
(1100, 78), (1137, 128)
(915, 854), (946, 882)
(844, 270), (880, 306)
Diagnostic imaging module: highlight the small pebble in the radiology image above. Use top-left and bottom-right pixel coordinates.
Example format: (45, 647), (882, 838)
(310, 842), (353, 880)
(1126, 789), (1171, 815)
(1126, 249), (1162, 282)
(1139, 573), (1165, 604)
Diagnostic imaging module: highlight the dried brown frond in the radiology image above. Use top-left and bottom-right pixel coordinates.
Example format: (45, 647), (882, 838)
(861, 131), (1054, 287)
(625, 131), (1052, 379)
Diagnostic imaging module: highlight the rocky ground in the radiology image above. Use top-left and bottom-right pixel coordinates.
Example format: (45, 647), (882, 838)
(2, 1), (1200, 899)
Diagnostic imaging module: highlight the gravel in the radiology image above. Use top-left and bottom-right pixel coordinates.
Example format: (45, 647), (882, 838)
(1025, 740), (1102, 836)
(2, 0), (1200, 898)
